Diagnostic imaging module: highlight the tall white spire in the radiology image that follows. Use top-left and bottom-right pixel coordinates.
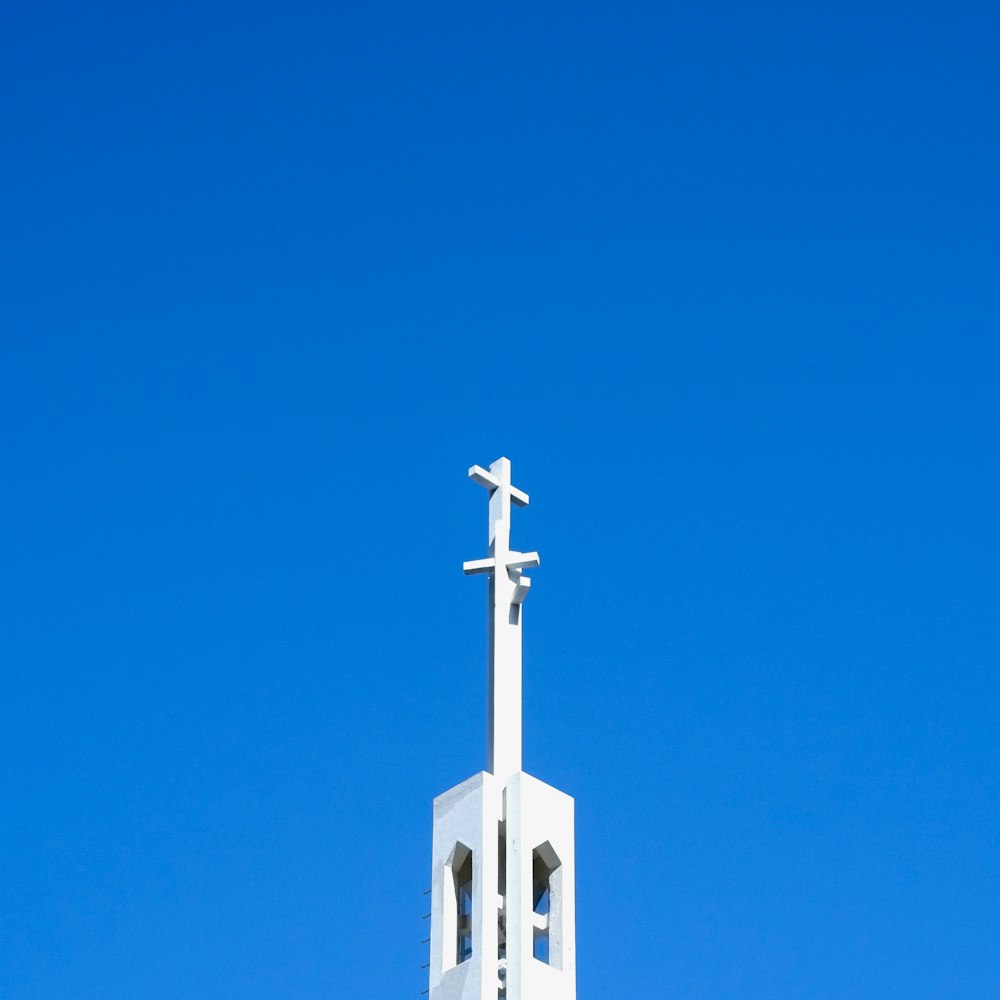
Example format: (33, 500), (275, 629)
(427, 459), (575, 1000)
(463, 458), (540, 784)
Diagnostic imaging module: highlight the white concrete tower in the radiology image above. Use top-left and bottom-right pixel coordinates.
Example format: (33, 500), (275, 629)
(428, 458), (576, 1000)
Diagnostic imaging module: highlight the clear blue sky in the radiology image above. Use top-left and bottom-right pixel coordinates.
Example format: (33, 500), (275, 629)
(2, 1), (998, 997)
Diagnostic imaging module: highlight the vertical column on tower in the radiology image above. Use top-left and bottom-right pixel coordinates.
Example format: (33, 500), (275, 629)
(503, 773), (576, 1000)
(429, 772), (501, 1000)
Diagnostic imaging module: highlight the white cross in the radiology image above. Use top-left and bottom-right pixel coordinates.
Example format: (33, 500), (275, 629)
(463, 457), (540, 782)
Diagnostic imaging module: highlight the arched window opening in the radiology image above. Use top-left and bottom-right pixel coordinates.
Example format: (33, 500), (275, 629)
(498, 822), (507, 989)
(443, 843), (474, 971)
(531, 842), (562, 967)
(455, 848), (474, 965)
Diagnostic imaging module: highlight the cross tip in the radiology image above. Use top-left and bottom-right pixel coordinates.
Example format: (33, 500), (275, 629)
(489, 456), (512, 477)
(470, 457), (529, 503)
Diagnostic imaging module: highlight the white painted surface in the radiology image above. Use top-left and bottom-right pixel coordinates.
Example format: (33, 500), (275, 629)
(429, 459), (576, 1000)
(463, 457), (537, 785)
(504, 773), (576, 1000)
(429, 772), (576, 1000)
(429, 773), (501, 1000)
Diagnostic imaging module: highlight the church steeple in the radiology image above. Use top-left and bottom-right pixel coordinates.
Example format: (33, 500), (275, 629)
(427, 459), (576, 1000)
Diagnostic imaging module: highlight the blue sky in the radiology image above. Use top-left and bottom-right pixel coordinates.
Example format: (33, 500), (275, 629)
(2, 1), (999, 997)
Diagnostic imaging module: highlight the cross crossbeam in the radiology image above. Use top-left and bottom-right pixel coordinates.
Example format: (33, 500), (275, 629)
(462, 552), (540, 575)
(468, 465), (530, 507)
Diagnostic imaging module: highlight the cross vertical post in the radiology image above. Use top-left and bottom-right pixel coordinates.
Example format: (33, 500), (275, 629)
(463, 457), (539, 785)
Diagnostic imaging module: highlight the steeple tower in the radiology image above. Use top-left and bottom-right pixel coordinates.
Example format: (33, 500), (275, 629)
(428, 459), (577, 1000)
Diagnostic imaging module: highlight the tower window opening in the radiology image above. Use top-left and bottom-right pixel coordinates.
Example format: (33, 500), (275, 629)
(455, 848), (474, 965)
(498, 822), (507, 995)
(531, 843), (562, 968)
